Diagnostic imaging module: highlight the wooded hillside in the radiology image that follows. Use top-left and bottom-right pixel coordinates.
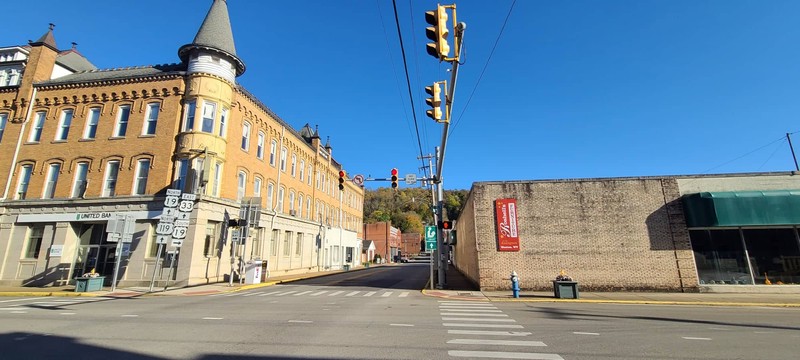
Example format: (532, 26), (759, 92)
(363, 187), (469, 234)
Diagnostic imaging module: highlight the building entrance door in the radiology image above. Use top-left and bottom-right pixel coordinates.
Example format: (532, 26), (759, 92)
(71, 223), (117, 285)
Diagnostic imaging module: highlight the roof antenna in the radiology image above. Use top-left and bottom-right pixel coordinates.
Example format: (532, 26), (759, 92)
(71, 42), (78, 50)
(49, 23), (55, 31)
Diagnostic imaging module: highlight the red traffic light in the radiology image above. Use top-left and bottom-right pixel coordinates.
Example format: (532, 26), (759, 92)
(339, 170), (346, 178)
(439, 220), (452, 230)
(391, 168), (398, 176)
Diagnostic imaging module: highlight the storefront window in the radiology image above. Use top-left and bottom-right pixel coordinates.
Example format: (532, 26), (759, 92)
(690, 229), (752, 284)
(742, 228), (800, 285)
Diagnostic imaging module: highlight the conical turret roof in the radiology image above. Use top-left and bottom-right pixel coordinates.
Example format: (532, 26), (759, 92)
(30, 23), (58, 51)
(178, 0), (245, 75)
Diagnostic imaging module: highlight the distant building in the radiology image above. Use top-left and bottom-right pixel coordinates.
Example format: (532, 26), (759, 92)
(0, 0), (364, 287)
(401, 233), (422, 256)
(453, 172), (800, 292)
(364, 222), (401, 262)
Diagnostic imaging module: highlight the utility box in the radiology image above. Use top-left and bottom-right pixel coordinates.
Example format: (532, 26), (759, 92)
(245, 260), (263, 284)
(75, 276), (105, 292)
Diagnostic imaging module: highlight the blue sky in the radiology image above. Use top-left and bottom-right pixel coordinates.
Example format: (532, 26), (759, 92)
(5, 1), (800, 190)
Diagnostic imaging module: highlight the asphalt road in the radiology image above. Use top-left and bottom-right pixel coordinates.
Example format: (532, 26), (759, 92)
(1, 263), (798, 360)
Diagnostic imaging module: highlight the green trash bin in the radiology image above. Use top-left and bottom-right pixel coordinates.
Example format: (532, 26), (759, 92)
(75, 276), (105, 292)
(343, 265), (350, 271)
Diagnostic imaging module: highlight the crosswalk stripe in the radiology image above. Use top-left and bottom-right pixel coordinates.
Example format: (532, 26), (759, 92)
(381, 292), (393, 297)
(275, 291), (298, 296)
(242, 292), (260, 297)
(448, 330), (532, 336)
(439, 308), (502, 313)
(293, 291), (314, 296)
(443, 323), (524, 329)
(328, 291), (345, 296)
(363, 291), (377, 297)
(448, 350), (563, 359)
(442, 317), (516, 322)
(259, 291), (283, 296)
(345, 291), (361, 297)
(440, 313), (508, 317)
(309, 291), (329, 296)
(399, 292), (409, 297)
(448, 339), (547, 347)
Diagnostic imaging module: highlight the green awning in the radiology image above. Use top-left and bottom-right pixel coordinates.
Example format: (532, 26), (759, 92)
(682, 190), (800, 228)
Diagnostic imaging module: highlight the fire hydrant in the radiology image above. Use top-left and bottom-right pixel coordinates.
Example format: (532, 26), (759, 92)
(510, 271), (520, 298)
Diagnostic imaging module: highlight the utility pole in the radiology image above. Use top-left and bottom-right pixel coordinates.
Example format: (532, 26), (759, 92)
(787, 133), (799, 171)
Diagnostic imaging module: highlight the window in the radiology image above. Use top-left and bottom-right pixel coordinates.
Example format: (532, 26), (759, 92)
(184, 100), (196, 131)
(148, 223), (161, 258)
(24, 225), (45, 259)
(219, 108), (228, 137)
(0, 113), (6, 143)
(54, 109), (73, 141)
(254, 177), (262, 198)
(83, 108), (100, 139)
(298, 194), (304, 217)
(29, 111), (46, 142)
(102, 160), (120, 197)
(306, 198), (311, 220)
(277, 187), (285, 213)
(15, 164), (32, 199)
(269, 140), (277, 167)
(201, 101), (216, 133)
(175, 159), (189, 191)
(308, 165), (313, 185)
(299, 160), (305, 182)
(71, 162), (89, 198)
(295, 233), (303, 256)
(204, 221), (220, 257)
(237, 171), (246, 201)
(133, 159), (151, 195)
(241, 122), (250, 150)
(42, 163), (61, 199)
(267, 183), (274, 210)
(143, 103), (159, 135)
(256, 132), (265, 159)
(291, 154), (297, 177)
(316, 170), (320, 189)
(213, 162), (222, 197)
(283, 231), (292, 256)
(113, 105), (130, 137)
(271, 229), (280, 256)
(280, 147), (287, 172)
(288, 191), (296, 214)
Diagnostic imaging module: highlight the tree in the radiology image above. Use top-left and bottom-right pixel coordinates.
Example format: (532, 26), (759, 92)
(363, 186), (468, 233)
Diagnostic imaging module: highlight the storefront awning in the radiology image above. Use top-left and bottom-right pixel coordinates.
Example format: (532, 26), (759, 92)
(682, 190), (800, 227)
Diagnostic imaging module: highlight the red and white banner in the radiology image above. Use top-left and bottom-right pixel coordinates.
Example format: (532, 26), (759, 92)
(495, 198), (520, 252)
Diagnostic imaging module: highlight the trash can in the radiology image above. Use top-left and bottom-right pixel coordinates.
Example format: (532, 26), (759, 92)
(553, 281), (579, 299)
(343, 264), (351, 271)
(245, 260), (263, 284)
(75, 276), (105, 292)
(364, 262), (370, 268)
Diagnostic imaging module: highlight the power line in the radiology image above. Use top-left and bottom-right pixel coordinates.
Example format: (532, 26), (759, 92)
(702, 136), (786, 174)
(450, 0), (517, 138)
(391, 0), (426, 169)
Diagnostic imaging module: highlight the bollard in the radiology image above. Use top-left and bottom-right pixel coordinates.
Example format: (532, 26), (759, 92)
(510, 271), (520, 298)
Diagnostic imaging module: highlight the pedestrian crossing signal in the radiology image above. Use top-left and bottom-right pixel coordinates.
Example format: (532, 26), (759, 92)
(439, 220), (452, 230)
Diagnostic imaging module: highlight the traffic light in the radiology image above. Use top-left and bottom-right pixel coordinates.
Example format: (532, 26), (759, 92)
(439, 220), (452, 230)
(338, 170), (346, 191)
(425, 5), (450, 61)
(391, 168), (399, 189)
(425, 82), (443, 122)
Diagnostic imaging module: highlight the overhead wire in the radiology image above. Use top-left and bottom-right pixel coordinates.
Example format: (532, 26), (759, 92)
(391, 0), (427, 169)
(701, 136), (787, 174)
(449, 0), (517, 138)
(408, 0), (430, 154)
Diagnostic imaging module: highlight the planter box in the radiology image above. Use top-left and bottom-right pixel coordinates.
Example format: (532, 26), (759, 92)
(553, 281), (579, 299)
(75, 276), (105, 292)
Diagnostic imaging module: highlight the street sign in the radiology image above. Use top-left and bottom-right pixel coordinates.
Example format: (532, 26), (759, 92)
(166, 189), (181, 196)
(405, 173), (417, 185)
(156, 222), (174, 235)
(164, 195), (180, 208)
(163, 208), (178, 217)
(353, 174), (364, 186)
(171, 239), (184, 247)
(172, 226), (188, 239)
(156, 235), (169, 244)
(427, 241), (436, 250)
(121, 233), (133, 243)
(174, 219), (190, 227)
(425, 225), (437, 250)
(179, 200), (195, 212)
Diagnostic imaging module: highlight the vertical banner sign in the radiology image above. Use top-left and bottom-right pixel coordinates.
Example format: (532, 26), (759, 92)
(494, 198), (520, 252)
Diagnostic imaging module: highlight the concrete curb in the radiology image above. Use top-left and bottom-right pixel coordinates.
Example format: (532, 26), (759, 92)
(487, 297), (800, 307)
(0, 291), (103, 298)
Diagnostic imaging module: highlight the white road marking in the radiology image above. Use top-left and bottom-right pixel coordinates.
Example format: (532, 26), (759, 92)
(390, 323), (415, 327)
(448, 350), (564, 359)
(754, 331), (774, 334)
(275, 291), (298, 296)
(381, 292), (393, 297)
(573, 332), (599, 336)
(441, 313), (508, 317)
(0, 307), (23, 311)
(708, 327), (730, 331)
(448, 339), (547, 347)
(293, 291), (313, 296)
(328, 291), (345, 296)
(439, 301), (490, 304)
(444, 323), (524, 329)
(10, 311), (27, 314)
(202, 317), (223, 320)
(363, 291), (377, 297)
(121, 315), (139, 317)
(0, 298), (38, 303)
(242, 292), (260, 297)
(309, 291), (329, 296)
(448, 330), (533, 336)
(399, 292), (409, 297)
(259, 291), (283, 296)
(442, 317), (516, 322)
(439, 304), (497, 308)
(439, 308), (503, 313)
(682, 337), (712, 341)
(345, 291), (361, 297)
(288, 320), (313, 323)
(60, 313), (76, 315)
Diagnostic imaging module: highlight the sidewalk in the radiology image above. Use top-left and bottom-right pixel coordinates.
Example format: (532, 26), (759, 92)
(2, 265), (799, 307)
